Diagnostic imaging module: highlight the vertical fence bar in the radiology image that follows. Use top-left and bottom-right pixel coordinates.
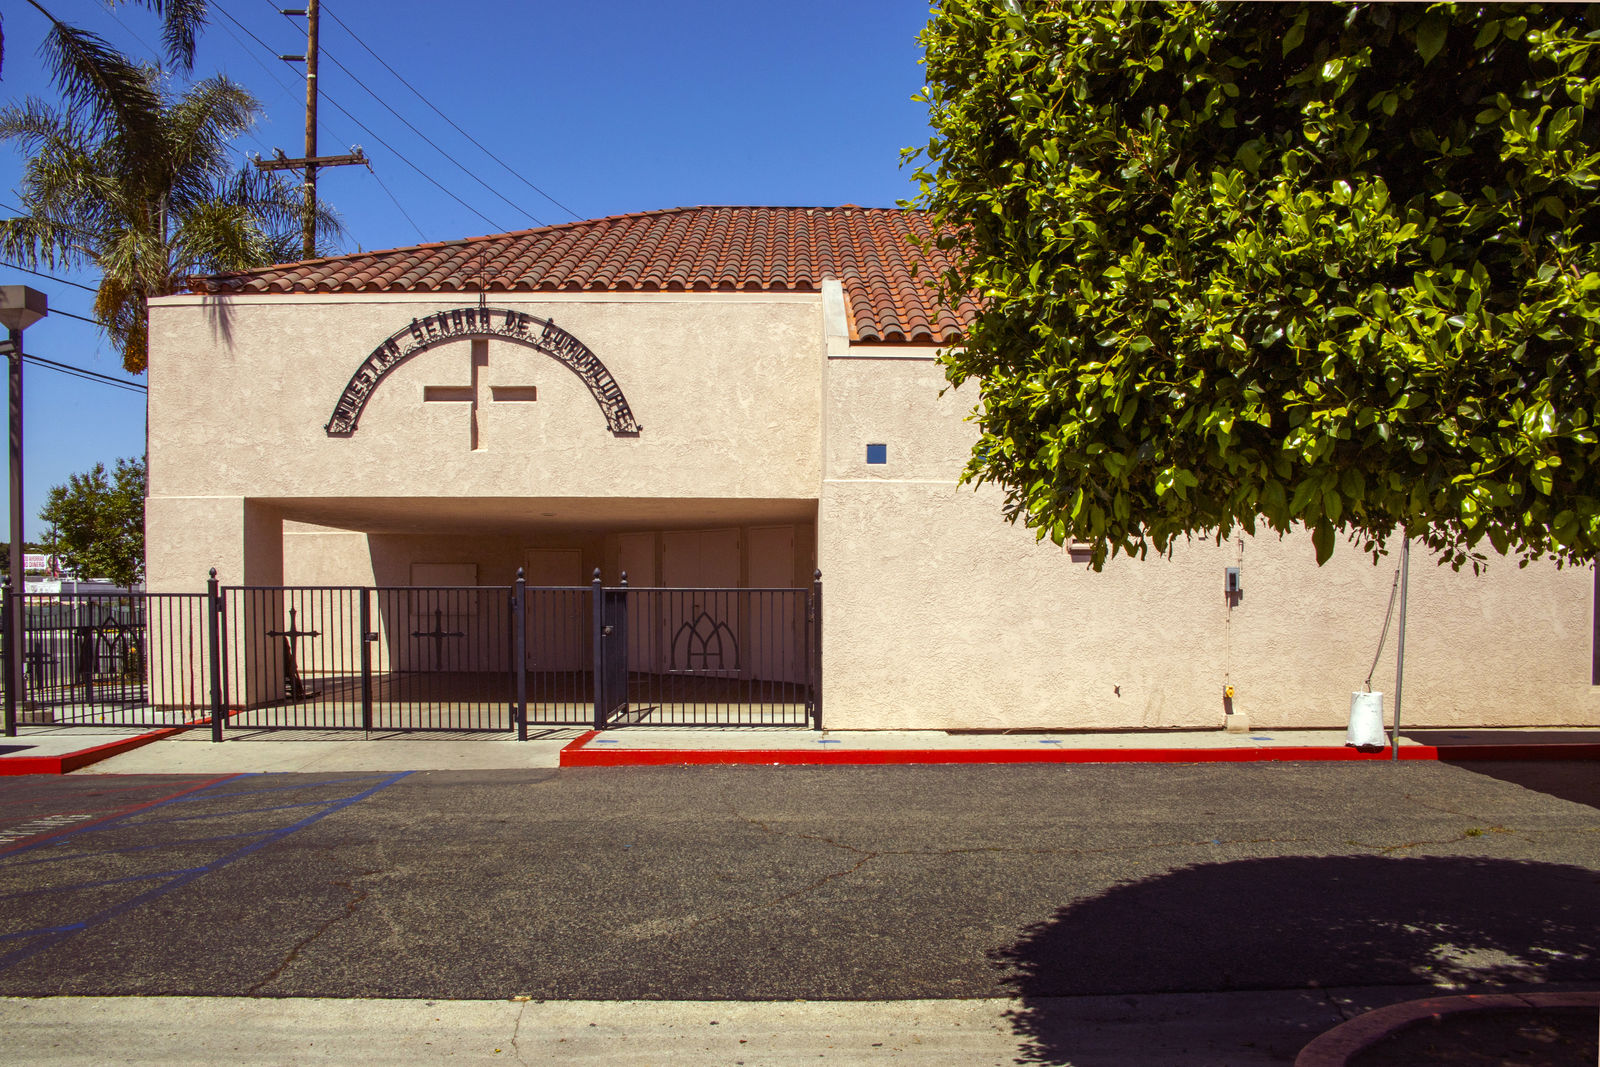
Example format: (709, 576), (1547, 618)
(208, 570), (225, 741)
(811, 569), (823, 731)
(591, 568), (605, 731)
(515, 569), (528, 741)
(218, 590), (231, 722)
(360, 587), (374, 733)
(2, 576), (14, 737)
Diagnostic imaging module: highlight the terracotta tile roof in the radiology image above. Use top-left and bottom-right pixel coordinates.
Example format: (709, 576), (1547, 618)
(187, 206), (976, 343)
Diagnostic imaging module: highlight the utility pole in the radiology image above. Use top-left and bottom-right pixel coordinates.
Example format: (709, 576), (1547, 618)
(0, 286), (47, 738)
(256, 1), (367, 260)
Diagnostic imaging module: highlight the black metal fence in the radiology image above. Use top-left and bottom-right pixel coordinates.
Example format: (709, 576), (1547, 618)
(0, 588), (210, 729)
(4, 570), (822, 738)
(595, 585), (816, 727)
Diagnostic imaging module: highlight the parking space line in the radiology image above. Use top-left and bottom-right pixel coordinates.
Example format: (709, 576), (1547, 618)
(0, 775), (243, 859)
(0, 771), (412, 973)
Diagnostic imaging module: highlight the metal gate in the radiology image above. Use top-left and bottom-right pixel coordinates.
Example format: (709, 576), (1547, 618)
(211, 571), (819, 735)
(3, 571), (822, 739)
(594, 581), (818, 727)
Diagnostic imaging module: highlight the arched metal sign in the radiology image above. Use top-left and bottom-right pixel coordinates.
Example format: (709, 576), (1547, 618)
(326, 307), (642, 436)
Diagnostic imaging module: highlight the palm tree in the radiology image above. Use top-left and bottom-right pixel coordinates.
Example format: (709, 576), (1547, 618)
(5, 1), (210, 81)
(0, 7), (338, 373)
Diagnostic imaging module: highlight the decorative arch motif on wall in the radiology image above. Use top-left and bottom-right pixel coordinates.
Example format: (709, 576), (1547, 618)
(325, 306), (642, 437)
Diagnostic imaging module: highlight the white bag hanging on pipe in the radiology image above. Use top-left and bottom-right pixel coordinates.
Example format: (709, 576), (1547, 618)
(1347, 691), (1386, 748)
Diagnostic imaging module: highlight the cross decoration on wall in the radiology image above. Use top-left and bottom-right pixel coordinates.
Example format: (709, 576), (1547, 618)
(421, 339), (538, 450)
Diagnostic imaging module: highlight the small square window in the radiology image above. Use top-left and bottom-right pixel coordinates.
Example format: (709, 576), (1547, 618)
(866, 443), (888, 464)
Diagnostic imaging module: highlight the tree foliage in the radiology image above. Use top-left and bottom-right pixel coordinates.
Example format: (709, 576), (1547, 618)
(40, 457), (146, 589)
(0, 5), (337, 373)
(911, 2), (1600, 569)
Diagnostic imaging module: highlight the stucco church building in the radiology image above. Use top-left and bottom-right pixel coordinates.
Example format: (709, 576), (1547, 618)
(146, 205), (1596, 731)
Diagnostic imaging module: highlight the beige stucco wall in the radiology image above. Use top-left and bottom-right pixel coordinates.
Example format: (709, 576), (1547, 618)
(819, 353), (1599, 730)
(146, 291), (826, 590)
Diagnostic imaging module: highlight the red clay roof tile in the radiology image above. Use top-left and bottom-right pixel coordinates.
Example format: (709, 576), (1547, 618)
(187, 206), (970, 344)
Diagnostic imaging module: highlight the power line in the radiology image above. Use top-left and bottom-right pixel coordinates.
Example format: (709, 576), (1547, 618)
(22, 354), (146, 395)
(298, 22), (547, 228)
(365, 163), (426, 244)
(217, 3), (505, 235)
(0, 260), (98, 294)
(210, 4), (340, 153)
(39, 307), (105, 328)
(317, 90), (508, 233)
(320, 4), (581, 222)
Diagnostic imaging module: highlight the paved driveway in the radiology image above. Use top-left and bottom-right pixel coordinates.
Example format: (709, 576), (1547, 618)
(0, 761), (1596, 1062)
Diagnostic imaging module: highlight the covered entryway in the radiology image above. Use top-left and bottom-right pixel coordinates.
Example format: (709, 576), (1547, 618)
(191, 496), (821, 736)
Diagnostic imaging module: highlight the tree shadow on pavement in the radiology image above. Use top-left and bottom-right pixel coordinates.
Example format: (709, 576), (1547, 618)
(993, 855), (1600, 1066)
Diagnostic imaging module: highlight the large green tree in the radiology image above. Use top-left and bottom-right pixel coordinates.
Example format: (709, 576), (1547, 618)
(1, 3), (336, 372)
(40, 456), (145, 588)
(911, 2), (1600, 569)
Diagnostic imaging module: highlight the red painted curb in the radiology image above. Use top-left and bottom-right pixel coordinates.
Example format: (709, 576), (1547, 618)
(1294, 991), (1600, 1066)
(0, 725), (191, 776)
(560, 744), (1433, 768)
(559, 740), (1600, 768)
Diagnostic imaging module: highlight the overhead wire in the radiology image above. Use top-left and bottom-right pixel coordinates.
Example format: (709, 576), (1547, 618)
(320, 3), (581, 221)
(88, 3), (277, 161)
(35, 307), (105, 328)
(317, 92), (508, 234)
(0, 260), (98, 294)
(217, 3), (506, 235)
(214, 3), (440, 235)
(280, 6), (547, 228)
(364, 163), (427, 244)
(207, 9), (309, 158)
(22, 354), (147, 395)
(0, 241), (151, 394)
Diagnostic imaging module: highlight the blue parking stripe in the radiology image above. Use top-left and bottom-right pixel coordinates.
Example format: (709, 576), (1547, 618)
(0, 923), (86, 942)
(0, 771), (412, 973)
(0, 775), (248, 861)
(1, 829), (286, 871)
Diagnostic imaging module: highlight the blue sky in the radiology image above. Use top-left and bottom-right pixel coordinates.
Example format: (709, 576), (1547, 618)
(1, 0), (936, 540)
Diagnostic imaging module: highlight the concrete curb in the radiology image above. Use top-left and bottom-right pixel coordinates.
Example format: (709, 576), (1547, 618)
(8, 728), (1599, 775)
(1294, 991), (1600, 1066)
(0, 725), (192, 776)
(558, 732), (1600, 768)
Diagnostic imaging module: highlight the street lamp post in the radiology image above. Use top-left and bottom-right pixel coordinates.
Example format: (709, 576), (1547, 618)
(0, 286), (48, 737)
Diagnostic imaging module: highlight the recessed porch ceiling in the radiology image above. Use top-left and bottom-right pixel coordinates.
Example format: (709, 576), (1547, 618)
(267, 496), (817, 535)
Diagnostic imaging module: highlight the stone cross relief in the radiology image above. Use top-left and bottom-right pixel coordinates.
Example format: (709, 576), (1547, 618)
(421, 339), (539, 450)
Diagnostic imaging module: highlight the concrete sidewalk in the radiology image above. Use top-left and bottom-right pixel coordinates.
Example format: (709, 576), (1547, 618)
(1, 721), (1598, 775)
(3, 990), (1592, 1065)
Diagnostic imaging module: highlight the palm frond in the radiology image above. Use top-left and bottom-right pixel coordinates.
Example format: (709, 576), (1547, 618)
(107, 0), (209, 74)
(11, 23), (343, 371)
(36, 16), (162, 145)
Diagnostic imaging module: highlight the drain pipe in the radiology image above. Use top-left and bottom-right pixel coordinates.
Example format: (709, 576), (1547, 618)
(1391, 535), (1411, 762)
